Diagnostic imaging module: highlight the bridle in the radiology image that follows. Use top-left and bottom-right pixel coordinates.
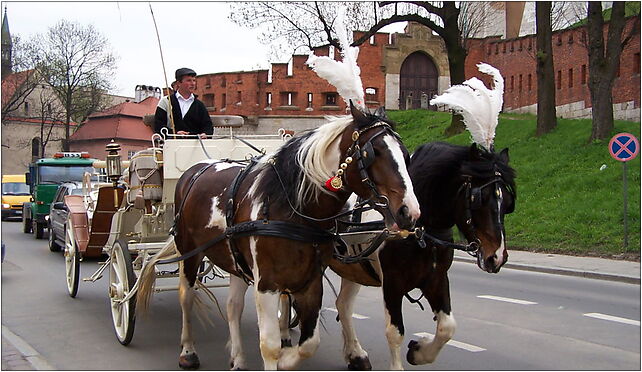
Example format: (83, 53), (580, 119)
(336, 121), (404, 220)
(457, 166), (516, 258)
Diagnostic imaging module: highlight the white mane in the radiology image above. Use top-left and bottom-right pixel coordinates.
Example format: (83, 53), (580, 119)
(430, 63), (504, 151)
(295, 116), (352, 207)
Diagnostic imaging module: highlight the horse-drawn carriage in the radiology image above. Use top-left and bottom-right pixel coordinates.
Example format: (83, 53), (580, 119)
(63, 118), (293, 344)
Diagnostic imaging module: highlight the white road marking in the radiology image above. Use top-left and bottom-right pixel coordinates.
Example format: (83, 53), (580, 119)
(413, 332), (486, 352)
(323, 307), (369, 320)
(583, 312), (641, 326)
(477, 295), (537, 305)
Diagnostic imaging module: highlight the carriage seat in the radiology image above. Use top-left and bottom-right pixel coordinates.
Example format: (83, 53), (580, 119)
(127, 148), (163, 207)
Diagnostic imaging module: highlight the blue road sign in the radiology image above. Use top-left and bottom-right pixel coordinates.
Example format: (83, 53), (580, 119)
(609, 133), (639, 162)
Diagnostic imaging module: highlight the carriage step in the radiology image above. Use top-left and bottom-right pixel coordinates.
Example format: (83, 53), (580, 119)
(83, 275), (102, 282)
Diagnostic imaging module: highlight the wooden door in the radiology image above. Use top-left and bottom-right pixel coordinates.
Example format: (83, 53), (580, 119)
(399, 52), (438, 110)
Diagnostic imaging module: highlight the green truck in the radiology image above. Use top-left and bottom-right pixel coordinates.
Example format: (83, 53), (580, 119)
(23, 152), (97, 239)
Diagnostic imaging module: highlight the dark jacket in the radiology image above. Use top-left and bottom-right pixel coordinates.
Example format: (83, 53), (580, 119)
(154, 94), (213, 135)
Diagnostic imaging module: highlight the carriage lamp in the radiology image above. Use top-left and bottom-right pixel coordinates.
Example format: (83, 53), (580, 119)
(106, 141), (123, 208)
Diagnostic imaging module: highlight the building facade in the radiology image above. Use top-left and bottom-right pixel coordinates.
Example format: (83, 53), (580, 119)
(193, 14), (640, 127)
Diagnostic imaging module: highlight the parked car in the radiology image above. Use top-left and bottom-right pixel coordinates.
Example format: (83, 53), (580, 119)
(48, 182), (84, 252)
(2, 174), (30, 220)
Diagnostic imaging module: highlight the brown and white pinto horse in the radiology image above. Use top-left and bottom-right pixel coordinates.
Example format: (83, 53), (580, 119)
(328, 141), (516, 370)
(137, 105), (420, 370)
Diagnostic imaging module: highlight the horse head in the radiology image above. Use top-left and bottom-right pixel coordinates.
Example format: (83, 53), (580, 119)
(339, 102), (420, 230)
(456, 143), (516, 273)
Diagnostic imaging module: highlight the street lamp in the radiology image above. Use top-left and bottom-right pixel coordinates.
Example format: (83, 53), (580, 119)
(105, 141), (122, 208)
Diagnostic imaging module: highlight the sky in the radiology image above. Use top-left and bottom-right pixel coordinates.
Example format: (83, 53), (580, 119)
(4, 1), (406, 97)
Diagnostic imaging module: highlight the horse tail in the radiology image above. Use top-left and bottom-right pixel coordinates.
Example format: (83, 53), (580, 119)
(136, 237), (179, 314)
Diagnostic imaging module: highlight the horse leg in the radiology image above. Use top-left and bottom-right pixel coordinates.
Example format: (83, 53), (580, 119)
(336, 278), (371, 370)
(406, 274), (456, 365)
(278, 294), (293, 348)
(178, 257), (202, 370)
(383, 287), (405, 370)
(254, 288), (282, 370)
(278, 277), (323, 370)
(227, 275), (248, 370)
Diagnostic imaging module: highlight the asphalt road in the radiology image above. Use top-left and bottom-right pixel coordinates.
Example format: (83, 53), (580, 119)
(1, 220), (640, 370)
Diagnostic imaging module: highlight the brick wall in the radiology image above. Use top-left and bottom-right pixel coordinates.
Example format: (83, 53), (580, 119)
(465, 16), (640, 120)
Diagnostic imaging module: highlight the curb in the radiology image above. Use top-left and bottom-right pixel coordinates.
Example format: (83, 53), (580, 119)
(453, 256), (641, 285)
(1, 325), (55, 370)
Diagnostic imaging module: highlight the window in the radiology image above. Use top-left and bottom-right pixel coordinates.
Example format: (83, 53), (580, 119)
(510, 41), (514, 52)
(568, 33), (574, 44)
(281, 92), (295, 106)
(557, 70), (562, 90)
(287, 60), (293, 76)
(519, 74), (523, 92)
(527, 38), (532, 50)
(369, 35), (375, 45)
(222, 93), (226, 107)
(581, 65), (587, 84)
(365, 87), (377, 102)
(24, 101), (29, 115)
(510, 76), (514, 91)
(203, 93), (214, 108)
(266, 92), (272, 107)
(495, 44), (499, 54)
(205, 77), (211, 88)
(236, 91), (242, 105)
(556, 35), (562, 45)
(325, 92), (338, 106)
(307, 93), (313, 108)
(128, 150), (136, 160)
(502, 43), (506, 53)
(527, 74), (532, 91)
(518, 40), (523, 51)
(568, 69), (573, 88)
(329, 45), (335, 59)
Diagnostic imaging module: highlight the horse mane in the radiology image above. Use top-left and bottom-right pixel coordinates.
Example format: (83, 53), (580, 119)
(410, 142), (516, 195)
(250, 116), (353, 211)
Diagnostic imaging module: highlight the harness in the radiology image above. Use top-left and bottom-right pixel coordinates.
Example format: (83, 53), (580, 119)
(159, 122), (413, 290)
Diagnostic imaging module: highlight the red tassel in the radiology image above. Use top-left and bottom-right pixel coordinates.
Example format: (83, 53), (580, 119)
(325, 176), (341, 192)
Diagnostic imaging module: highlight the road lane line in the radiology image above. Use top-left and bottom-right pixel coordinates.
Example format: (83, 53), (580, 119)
(477, 295), (537, 305)
(413, 332), (486, 352)
(323, 307), (370, 319)
(583, 312), (640, 326)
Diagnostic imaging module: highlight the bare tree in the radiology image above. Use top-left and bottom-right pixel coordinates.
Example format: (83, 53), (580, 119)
(1, 35), (42, 122)
(535, 2), (557, 136)
(587, 2), (639, 141)
(230, 1), (479, 136)
(31, 20), (117, 151)
(35, 87), (65, 158)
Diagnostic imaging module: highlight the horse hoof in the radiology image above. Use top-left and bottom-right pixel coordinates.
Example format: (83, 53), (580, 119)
(348, 356), (372, 370)
(406, 340), (420, 365)
(179, 353), (201, 370)
(281, 339), (292, 348)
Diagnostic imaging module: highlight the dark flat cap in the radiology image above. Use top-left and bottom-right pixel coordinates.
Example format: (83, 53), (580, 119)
(175, 67), (196, 80)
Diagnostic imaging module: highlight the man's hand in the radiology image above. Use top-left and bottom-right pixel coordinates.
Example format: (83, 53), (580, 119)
(176, 130), (189, 135)
(198, 133), (208, 139)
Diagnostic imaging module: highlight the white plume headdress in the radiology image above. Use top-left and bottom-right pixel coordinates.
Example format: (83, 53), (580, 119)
(306, 10), (365, 110)
(430, 63), (504, 151)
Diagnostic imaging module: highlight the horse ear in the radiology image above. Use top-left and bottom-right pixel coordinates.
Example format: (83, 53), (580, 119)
(499, 148), (510, 164)
(373, 106), (388, 119)
(469, 143), (482, 159)
(350, 100), (369, 128)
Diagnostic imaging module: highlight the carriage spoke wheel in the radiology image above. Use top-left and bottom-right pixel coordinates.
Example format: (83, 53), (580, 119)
(109, 239), (136, 346)
(64, 216), (80, 298)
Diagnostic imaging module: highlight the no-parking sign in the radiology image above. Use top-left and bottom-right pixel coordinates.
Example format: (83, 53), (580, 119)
(609, 133), (639, 162)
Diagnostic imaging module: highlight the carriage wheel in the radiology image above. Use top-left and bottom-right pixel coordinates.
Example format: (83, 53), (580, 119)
(109, 239), (136, 346)
(64, 216), (80, 297)
(34, 221), (45, 239)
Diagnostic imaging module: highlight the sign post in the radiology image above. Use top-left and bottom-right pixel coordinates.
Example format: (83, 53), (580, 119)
(608, 133), (639, 250)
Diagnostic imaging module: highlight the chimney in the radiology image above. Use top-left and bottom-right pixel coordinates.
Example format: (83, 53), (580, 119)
(135, 84), (162, 103)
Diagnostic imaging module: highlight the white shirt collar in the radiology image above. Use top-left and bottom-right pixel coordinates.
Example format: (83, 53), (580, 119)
(175, 91), (194, 101)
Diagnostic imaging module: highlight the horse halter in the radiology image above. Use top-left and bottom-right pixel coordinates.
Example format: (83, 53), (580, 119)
(328, 121), (402, 211)
(457, 167), (515, 256)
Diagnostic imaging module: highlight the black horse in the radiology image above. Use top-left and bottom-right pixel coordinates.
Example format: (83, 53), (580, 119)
(328, 141), (516, 370)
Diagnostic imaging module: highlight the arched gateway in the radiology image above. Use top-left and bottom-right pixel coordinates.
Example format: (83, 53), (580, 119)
(399, 51), (438, 110)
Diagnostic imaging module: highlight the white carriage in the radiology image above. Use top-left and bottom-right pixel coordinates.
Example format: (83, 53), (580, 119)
(64, 117), (291, 345)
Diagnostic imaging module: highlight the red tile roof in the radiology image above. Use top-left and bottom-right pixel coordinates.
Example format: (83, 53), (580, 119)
(1, 69), (35, 108)
(70, 97), (158, 142)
